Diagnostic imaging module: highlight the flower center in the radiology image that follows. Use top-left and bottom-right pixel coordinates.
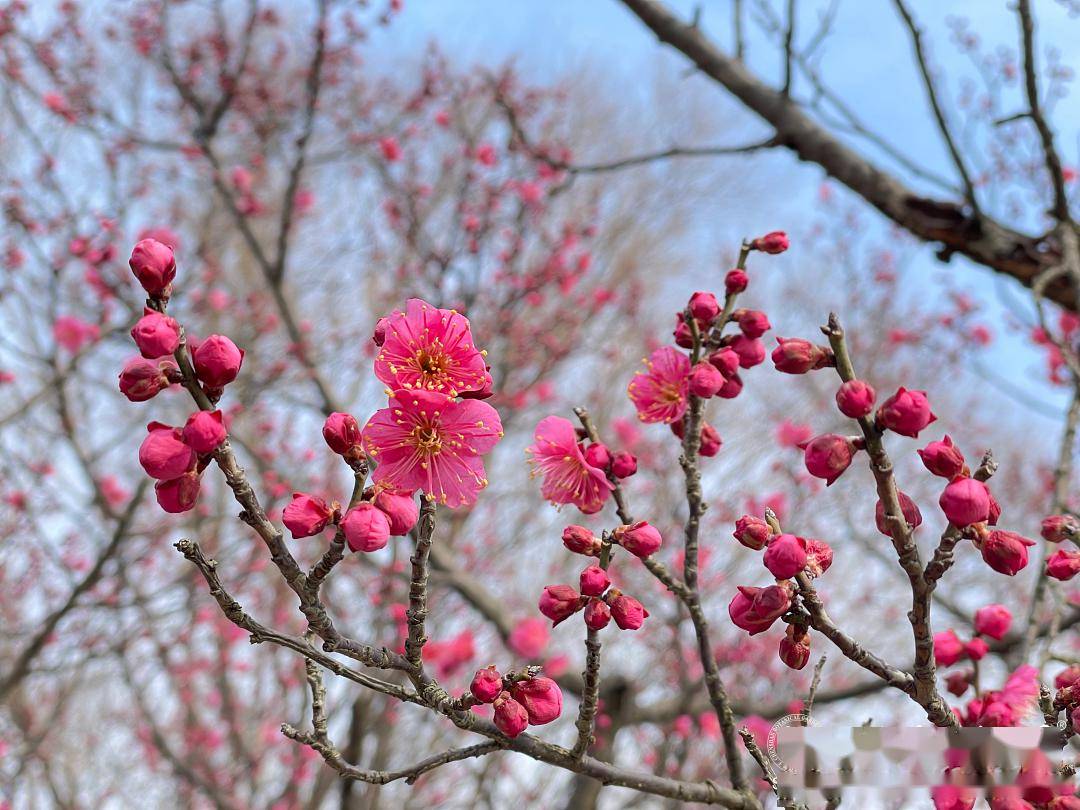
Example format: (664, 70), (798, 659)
(411, 424), (442, 454)
(658, 382), (683, 403)
(415, 350), (447, 378)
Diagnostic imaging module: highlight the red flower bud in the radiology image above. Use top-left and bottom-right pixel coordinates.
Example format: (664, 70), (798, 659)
(778, 624), (810, 670)
(980, 530), (1035, 576)
(562, 525), (601, 556)
(933, 629), (965, 667)
(1047, 549), (1080, 581)
(735, 309), (771, 339)
(716, 372), (743, 399)
(835, 379), (876, 419)
(918, 435), (965, 479)
(688, 291), (720, 324)
(939, 477), (991, 527)
(579, 565), (610, 597)
(155, 471), (201, 513)
(800, 434), (857, 485)
(673, 313), (695, 348)
(470, 666), (504, 703)
(340, 502), (391, 552)
(724, 269), (748, 295)
(283, 493), (333, 538)
(130, 308), (181, 359)
(1041, 514), (1080, 544)
(707, 347), (740, 378)
(492, 691), (528, 737)
(804, 538), (833, 577)
(728, 583), (792, 635)
(611, 451), (637, 479)
(373, 489), (419, 536)
(733, 515), (770, 551)
(688, 361), (724, 398)
(129, 238), (176, 297)
(510, 676), (562, 725)
(698, 423), (722, 457)
(727, 334), (765, 369)
(607, 591), (648, 630)
(876, 387), (936, 438)
(973, 604), (1012, 640)
(763, 533), (807, 579)
(987, 490), (1001, 526)
(182, 410), (226, 453)
(372, 317), (389, 346)
(771, 337), (831, 374)
(139, 422), (196, 480)
(539, 585), (584, 626)
(945, 670), (972, 697)
(192, 334), (244, 388)
(584, 597), (611, 629)
(584, 442), (611, 469)
(119, 357), (177, 402)
(964, 637), (989, 661)
(752, 231), (789, 254)
(322, 412), (363, 456)
(1055, 666), (1080, 690)
(617, 521), (663, 558)
(875, 491), (923, 536)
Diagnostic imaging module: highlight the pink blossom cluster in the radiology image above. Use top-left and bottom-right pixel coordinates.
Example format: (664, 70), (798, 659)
(466, 666), (563, 738)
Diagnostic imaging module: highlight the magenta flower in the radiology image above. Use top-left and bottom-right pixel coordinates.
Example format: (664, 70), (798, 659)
(526, 416), (613, 514)
(374, 298), (490, 396)
(627, 346), (691, 424)
(363, 389), (502, 507)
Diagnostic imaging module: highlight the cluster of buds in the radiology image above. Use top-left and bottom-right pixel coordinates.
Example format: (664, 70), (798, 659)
(285, 413), (418, 552)
(538, 565), (648, 631)
(1053, 666), (1080, 732)
(1042, 514), (1080, 581)
(561, 522), (663, 559)
(577, 436), (637, 480)
(466, 666), (563, 738)
(120, 240), (242, 513)
(934, 604), (1014, 697)
(728, 516), (833, 669)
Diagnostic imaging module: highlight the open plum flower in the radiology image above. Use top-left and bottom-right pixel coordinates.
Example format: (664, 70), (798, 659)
(526, 415), (613, 514)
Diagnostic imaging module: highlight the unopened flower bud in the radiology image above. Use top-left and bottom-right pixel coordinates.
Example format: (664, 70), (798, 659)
(131, 308), (181, 359)
(918, 435), (965, 479)
(1047, 549), (1080, 581)
(980, 530), (1034, 576)
(470, 666), (504, 704)
(322, 412), (363, 456)
(698, 423), (722, 457)
(139, 422), (196, 480)
(716, 372), (743, 399)
(673, 313), (695, 348)
(728, 583), (792, 635)
(129, 238), (176, 297)
(607, 591), (648, 630)
(688, 361), (724, 397)
(562, 525), (601, 556)
(800, 434), (858, 485)
(584, 442), (611, 470)
(1042, 514), (1080, 544)
(182, 410), (226, 453)
(119, 357), (176, 402)
(155, 471), (201, 513)
(751, 231), (789, 254)
(939, 477), (991, 527)
(733, 515), (770, 551)
(373, 489), (418, 536)
(875, 491), (923, 536)
(1056, 666), (1080, 690)
(707, 347), (740, 378)
(340, 502), (391, 553)
(492, 692), (528, 737)
(771, 337), (831, 374)
(611, 451), (637, 479)
(283, 493), (333, 538)
(579, 565), (610, 597)
(934, 629), (965, 667)
(835, 379), (876, 419)
(688, 291), (720, 324)
(778, 624), (810, 670)
(945, 670), (973, 697)
(538, 585), (584, 626)
(372, 317), (389, 346)
(617, 521), (663, 558)
(965, 637), (988, 661)
(510, 676), (562, 725)
(973, 604), (1012, 640)
(727, 335), (765, 369)
(763, 533), (807, 579)
(192, 334), (244, 388)
(735, 309), (771, 339)
(724, 269), (748, 295)
(584, 597), (611, 629)
(876, 387), (936, 438)
(804, 538), (833, 577)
